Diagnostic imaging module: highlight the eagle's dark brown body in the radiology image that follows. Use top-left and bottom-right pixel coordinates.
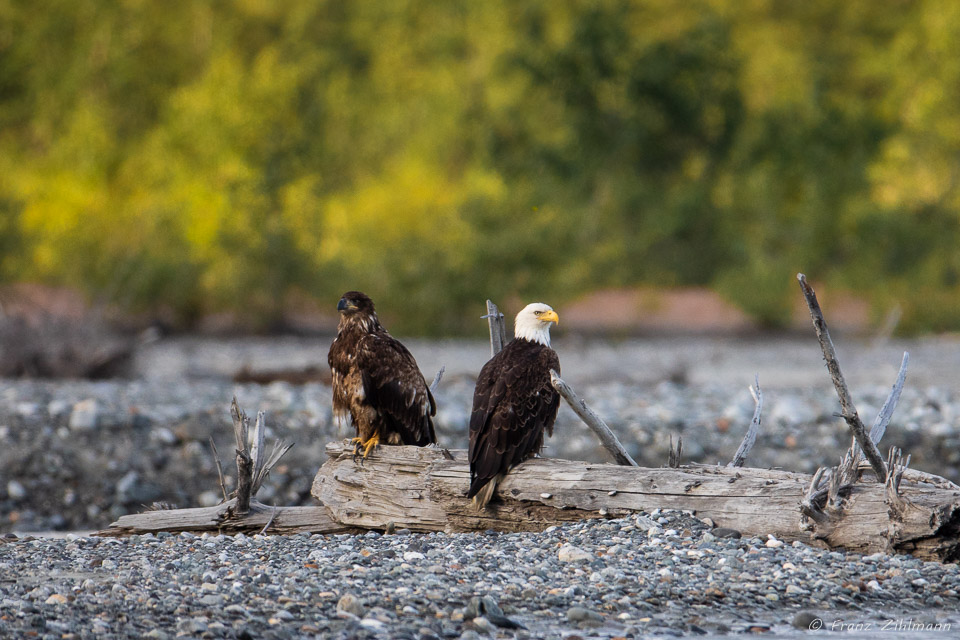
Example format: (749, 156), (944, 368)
(327, 292), (436, 456)
(468, 336), (560, 507)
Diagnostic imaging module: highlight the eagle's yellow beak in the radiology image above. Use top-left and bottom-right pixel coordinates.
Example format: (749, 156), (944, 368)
(541, 310), (559, 326)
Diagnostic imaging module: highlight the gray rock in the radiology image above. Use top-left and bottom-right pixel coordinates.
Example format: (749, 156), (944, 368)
(558, 544), (593, 562)
(6, 479), (26, 501)
(337, 593), (365, 618)
(68, 399), (101, 430)
(792, 611), (822, 631)
(567, 606), (604, 624)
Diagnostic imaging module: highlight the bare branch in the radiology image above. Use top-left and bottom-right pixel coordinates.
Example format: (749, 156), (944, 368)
(797, 273), (887, 482)
(429, 366), (445, 394)
(235, 452), (253, 514)
(208, 437), (228, 503)
(827, 452), (858, 509)
(800, 467), (830, 525)
(229, 397), (254, 514)
(549, 370), (638, 466)
(259, 505), (280, 536)
(252, 440), (295, 494)
(668, 435), (683, 469)
(729, 375), (763, 468)
(868, 351), (909, 447)
(885, 447), (912, 514)
(250, 411), (266, 480)
(230, 397), (248, 453)
(483, 300), (507, 356)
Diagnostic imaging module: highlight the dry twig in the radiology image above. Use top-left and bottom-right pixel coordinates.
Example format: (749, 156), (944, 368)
(259, 505), (280, 536)
(208, 437), (228, 504)
(668, 435), (683, 469)
(885, 447), (912, 514)
(729, 375), (762, 468)
(429, 366), (445, 394)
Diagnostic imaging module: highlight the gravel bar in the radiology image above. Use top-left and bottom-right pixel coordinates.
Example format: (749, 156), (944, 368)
(2, 509), (958, 639)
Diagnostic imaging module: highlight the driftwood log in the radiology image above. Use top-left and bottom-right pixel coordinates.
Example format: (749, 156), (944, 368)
(312, 441), (960, 561)
(97, 499), (356, 537)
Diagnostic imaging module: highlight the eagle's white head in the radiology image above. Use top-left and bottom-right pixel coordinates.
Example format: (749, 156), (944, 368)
(514, 302), (559, 347)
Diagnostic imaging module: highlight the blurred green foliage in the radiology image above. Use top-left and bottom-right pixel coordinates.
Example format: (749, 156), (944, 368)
(1, 0), (959, 333)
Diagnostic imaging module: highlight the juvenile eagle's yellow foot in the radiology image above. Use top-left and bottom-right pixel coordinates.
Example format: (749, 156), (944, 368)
(350, 437), (365, 462)
(361, 434), (380, 458)
(350, 435), (380, 462)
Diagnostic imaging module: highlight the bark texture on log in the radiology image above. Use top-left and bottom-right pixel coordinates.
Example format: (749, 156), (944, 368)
(312, 441), (960, 561)
(96, 499), (356, 537)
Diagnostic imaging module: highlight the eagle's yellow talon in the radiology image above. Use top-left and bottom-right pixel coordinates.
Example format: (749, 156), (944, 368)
(362, 434), (380, 458)
(350, 437), (364, 460)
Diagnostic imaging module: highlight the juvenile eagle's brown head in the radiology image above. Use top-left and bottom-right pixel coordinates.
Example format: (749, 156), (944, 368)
(336, 291), (380, 332)
(337, 291), (375, 315)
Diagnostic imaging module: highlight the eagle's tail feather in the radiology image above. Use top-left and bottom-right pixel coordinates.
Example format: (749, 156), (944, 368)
(471, 474), (504, 511)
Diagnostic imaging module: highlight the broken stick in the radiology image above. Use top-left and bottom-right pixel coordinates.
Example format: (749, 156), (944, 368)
(483, 300), (507, 356)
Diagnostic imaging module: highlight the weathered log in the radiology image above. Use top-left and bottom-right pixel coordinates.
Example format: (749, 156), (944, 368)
(312, 441), (960, 561)
(95, 499), (356, 537)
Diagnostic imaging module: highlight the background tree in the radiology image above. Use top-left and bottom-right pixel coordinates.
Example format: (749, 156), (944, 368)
(0, 0), (957, 333)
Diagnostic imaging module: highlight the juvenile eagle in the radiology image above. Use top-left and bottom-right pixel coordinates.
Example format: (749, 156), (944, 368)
(328, 291), (436, 458)
(468, 302), (560, 509)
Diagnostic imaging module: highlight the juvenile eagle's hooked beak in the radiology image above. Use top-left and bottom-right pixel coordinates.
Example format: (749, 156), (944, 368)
(337, 298), (354, 312)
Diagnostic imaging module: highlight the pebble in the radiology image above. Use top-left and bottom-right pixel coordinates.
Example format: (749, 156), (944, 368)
(558, 544), (593, 563)
(6, 480), (26, 501)
(765, 536), (784, 548)
(567, 606), (604, 623)
(336, 593), (365, 618)
(68, 398), (101, 430)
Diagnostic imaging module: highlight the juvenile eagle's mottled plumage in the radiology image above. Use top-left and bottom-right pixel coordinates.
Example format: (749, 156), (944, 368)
(468, 303), (560, 509)
(327, 291), (436, 457)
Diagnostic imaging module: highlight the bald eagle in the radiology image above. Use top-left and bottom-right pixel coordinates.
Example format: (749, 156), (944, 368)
(328, 291), (436, 458)
(468, 303), (561, 509)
